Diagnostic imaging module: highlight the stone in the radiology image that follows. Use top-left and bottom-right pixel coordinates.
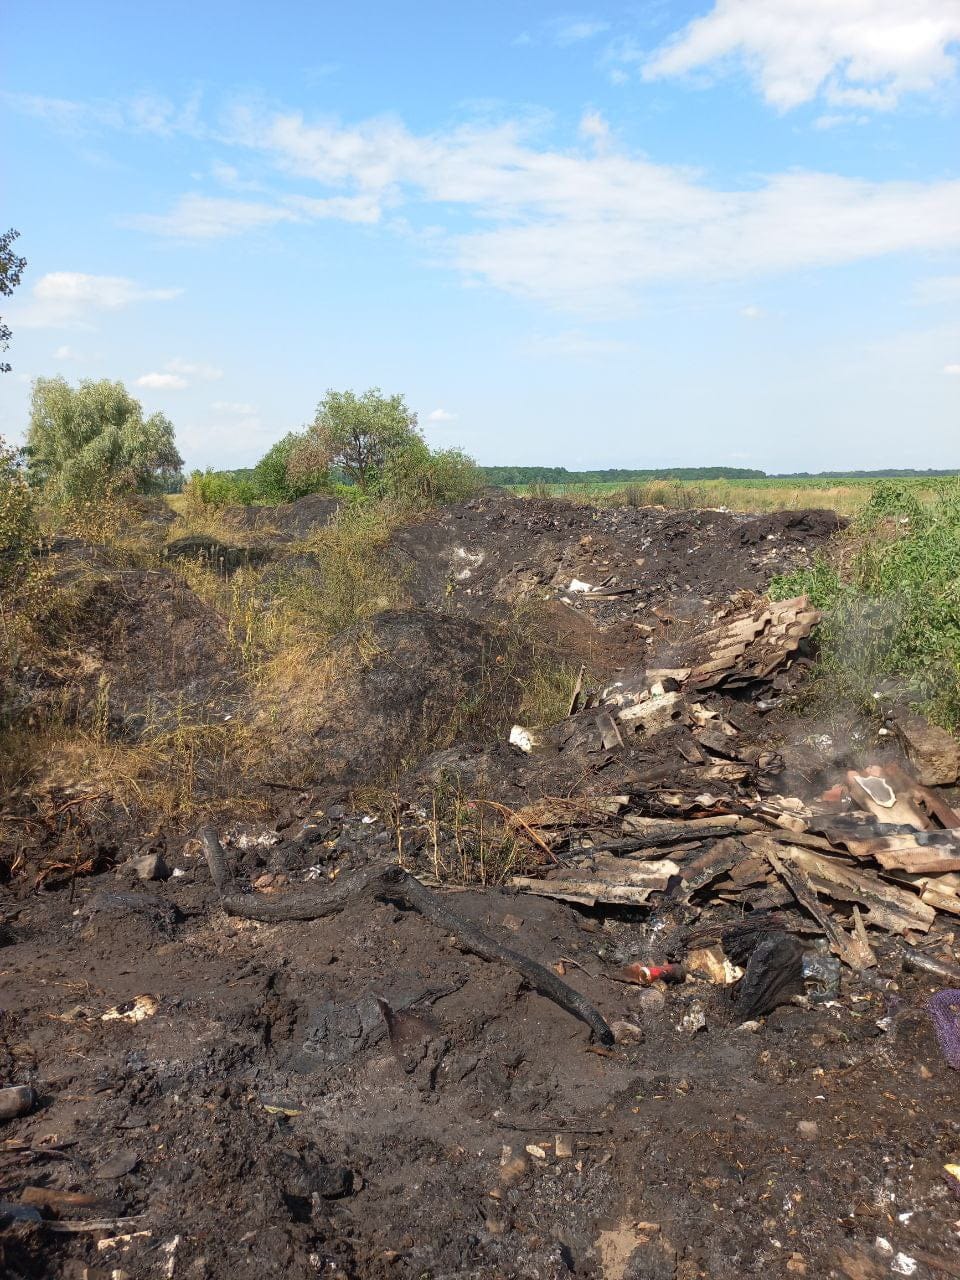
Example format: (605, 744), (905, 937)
(891, 713), (960, 786)
(122, 853), (171, 881)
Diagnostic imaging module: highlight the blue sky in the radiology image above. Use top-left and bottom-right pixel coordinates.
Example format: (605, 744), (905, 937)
(3, 0), (959, 472)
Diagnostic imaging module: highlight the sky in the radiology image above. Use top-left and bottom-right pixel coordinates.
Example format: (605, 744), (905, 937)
(2, 0), (959, 473)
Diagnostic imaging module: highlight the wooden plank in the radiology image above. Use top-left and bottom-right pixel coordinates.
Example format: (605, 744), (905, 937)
(621, 814), (760, 843)
(759, 839), (876, 970)
(511, 858), (679, 908)
(780, 847), (935, 935)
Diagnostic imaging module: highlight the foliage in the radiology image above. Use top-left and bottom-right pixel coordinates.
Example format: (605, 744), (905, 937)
(0, 229), (26, 374)
(182, 468), (258, 512)
(300, 499), (407, 635)
(0, 437), (37, 594)
(382, 436), (482, 508)
(0, 436), (42, 725)
(771, 480), (960, 731)
(291, 387), (418, 494)
(252, 430), (326, 502)
(27, 377), (184, 501)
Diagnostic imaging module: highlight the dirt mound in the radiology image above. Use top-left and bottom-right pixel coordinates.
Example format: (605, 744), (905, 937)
(390, 495), (842, 641)
(260, 608), (517, 790)
(163, 534), (277, 574)
(27, 565), (242, 735)
(227, 493), (340, 542)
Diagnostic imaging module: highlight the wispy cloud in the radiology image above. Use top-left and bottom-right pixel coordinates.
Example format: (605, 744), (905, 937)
(125, 191), (381, 238)
(739, 304), (767, 320)
(512, 16), (609, 47)
(17, 271), (182, 329)
(212, 400), (257, 415)
(125, 195), (302, 238)
(945, 362), (960, 376)
(15, 94), (960, 313)
(166, 357), (223, 380)
(640, 0), (960, 111)
(216, 106), (960, 311)
(426, 407), (458, 422)
(53, 344), (80, 359)
(549, 17), (611, 46)
(136, 372), (187, 390)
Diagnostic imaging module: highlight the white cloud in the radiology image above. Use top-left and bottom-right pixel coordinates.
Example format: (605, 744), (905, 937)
(641, 0), (960, 111)
(135, 372), (188, 390)
(426, 408), (458, 422)
(740, 304), (767, 319)
(17, 271), (182, 329)
(944, 362), (960, 375)
(19, 95), (960, 313)
(128, 191), (381, 239)
(53, 344), (79, 359)
(126, 195), (303, 238)
(190, 108), (960, 311)
(549, 17), (611, 46)
(212, 400), (257, 415)
(165, 357), (223, 380)
(210, 160), (264, 192)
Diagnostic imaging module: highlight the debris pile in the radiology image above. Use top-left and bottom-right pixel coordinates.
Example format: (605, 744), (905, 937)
(500, 596), (960, 981)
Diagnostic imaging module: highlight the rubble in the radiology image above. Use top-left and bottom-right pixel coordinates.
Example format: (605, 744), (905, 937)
(891, 712), (960, 786)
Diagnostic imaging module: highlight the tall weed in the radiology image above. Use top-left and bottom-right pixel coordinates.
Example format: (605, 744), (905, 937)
(771, 480), (960, 730)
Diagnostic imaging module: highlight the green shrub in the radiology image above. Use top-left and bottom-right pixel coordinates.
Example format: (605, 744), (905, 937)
(253, 431), (328, 503)
(0, 437), (37, 594)
(771, 480), (960, 730)
(382, 439), (482, 509)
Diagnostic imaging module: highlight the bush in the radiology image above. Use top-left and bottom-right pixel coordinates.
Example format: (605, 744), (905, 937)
(27, 377), (183, 501)
(382, 439), (482, 509)
(0, 437), (37, 595)
(771, 480), (960, 731)
(253, 431), (328, 503)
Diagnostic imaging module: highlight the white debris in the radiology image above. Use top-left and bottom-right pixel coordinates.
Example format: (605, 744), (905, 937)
(891, 1253), (917, 1276)
(568, 578), (593, 593)
(509, 725), (539, 753)
(102, 994), (159, 1024)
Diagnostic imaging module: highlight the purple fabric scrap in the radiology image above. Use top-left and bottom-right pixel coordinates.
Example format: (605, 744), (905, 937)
(928, 988), (960, 1069)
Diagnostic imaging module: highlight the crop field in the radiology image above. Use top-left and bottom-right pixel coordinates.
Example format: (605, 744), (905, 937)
(505, 474), (955, 517)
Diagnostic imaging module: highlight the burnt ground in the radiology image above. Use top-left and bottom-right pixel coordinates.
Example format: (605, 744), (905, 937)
(3, 495), (960, 1280)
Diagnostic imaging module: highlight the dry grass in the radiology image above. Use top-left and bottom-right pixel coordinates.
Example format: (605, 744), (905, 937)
(516, 477), (947, 519)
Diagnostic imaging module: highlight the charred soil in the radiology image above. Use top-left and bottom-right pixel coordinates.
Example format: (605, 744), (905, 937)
(3, 495), (960, 1280)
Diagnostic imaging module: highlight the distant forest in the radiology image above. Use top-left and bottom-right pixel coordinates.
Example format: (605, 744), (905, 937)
(479, 466), (960, 485)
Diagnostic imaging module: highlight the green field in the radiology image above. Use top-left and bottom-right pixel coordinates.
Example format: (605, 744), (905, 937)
(500, 474), (956, 517)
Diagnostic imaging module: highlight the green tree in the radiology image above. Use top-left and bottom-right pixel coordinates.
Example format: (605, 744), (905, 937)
(0, 229), (27, 374)
(253, 430), (327, 502)
(291, 387), (418, 493)
(27, 377), (184, 500)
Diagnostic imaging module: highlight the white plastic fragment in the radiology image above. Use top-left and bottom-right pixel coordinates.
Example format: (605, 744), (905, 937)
(568, 579), (593, 593)
(891, 1253), (917, 1276)
(102, 995), (158, 1024)
(509, 725), (538, 753)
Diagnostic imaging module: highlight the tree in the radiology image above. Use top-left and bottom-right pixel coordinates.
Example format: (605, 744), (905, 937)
(0, 229), (27, 374)
(27, 377), (184, 500)
(291, 388), (419, 493)
(253, 430), (326, 502)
